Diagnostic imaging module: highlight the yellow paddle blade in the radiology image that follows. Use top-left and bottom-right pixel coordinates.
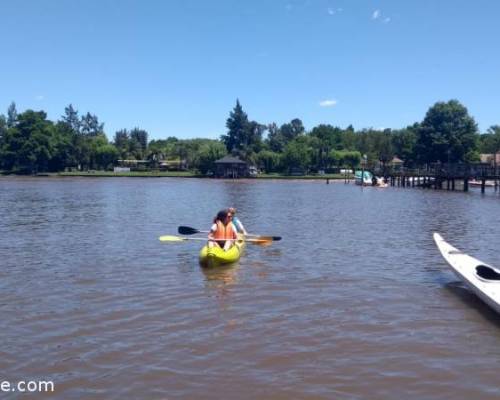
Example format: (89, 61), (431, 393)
(256, 236), (273, 242)
(250, 237), (273, 246)
(159, 235), (186, 242)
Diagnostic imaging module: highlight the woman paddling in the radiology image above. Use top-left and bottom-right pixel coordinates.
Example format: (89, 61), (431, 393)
(228, 207), (248, 235)
(208, 209), (238, 251)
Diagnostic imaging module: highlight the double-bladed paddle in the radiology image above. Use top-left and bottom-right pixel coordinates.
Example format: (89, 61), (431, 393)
(159, 235), (273, 244)
(178, 226), (282, 242)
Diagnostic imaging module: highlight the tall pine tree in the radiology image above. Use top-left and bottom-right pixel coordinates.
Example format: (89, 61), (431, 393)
(222, 99), (250, 154)
(7, 102), (17, 128)
(61, 104), (81, 134)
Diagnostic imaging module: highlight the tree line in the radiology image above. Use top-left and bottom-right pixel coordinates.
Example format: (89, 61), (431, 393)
(1, 99), (499, 174)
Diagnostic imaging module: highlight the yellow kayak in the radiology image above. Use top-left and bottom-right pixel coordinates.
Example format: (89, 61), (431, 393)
(199, 235), (246, 268)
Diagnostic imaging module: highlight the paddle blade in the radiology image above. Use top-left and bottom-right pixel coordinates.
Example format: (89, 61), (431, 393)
(245, 234), (282, 241)
(159, 235), (186, 242)
(178, 226), (200, 235)
(249, 237), (273, 246)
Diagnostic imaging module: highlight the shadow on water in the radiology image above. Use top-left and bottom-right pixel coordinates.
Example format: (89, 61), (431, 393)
(444, 281), (500, 327)
(175, 252), (199, 274)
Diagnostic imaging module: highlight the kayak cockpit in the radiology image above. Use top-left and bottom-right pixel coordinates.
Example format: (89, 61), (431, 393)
(476, 265), (500, 281)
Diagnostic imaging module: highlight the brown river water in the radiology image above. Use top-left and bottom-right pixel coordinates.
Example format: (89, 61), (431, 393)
(1, 176), (500, 399)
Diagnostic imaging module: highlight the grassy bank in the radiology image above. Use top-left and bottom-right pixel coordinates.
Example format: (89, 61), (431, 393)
(0, 170), (354, 180)
(56, 171), (352, 180)
(256, 173), (351, 180)
(58, 171), (201, 178)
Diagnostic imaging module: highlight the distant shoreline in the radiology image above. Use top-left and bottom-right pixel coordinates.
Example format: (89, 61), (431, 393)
(56, 171), (351, 180)
(2, 171), (352, 180)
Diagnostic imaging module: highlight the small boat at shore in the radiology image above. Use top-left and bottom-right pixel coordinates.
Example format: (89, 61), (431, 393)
(434, 233), (500, 314)
(375, 177), (388, 188)
(199, 235), (246, 268)
(469, 179), (495, 187)
(354, 170), (373, 186)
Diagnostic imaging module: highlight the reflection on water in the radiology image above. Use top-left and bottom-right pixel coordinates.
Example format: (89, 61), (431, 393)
(2, 177), (500, 399)
(202, 263), (240, 286)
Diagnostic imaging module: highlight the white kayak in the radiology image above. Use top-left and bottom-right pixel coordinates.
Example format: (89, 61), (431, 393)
(433, 233), (500, 314)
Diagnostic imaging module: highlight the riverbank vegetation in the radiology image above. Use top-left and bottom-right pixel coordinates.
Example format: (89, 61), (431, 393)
(0, 99), (499, 175)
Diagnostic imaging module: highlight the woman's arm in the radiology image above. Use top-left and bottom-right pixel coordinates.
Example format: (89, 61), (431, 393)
(208, 223), (217, 240)
(235, 218), (247, 235)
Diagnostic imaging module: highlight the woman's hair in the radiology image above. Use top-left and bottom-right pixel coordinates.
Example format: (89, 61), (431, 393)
(228, 207), (236, 214)
(214, 209), (229, 223)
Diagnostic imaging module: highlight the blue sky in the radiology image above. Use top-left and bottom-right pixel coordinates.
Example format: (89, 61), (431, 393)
(1, 0), (499, 140)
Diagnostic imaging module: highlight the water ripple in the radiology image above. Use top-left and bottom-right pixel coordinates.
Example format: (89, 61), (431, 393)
(2, 177), (500, 399)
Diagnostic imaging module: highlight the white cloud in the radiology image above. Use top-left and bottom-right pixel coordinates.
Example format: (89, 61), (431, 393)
(35, 95), (44, 101)
(319, 99), (338, 107)
(372, 10), (391, 23)
(327, 7), (343, 15)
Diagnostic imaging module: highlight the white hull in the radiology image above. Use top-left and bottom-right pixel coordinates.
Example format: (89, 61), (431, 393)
(354, 178), (372, 186)
(434, 233), (500, 314)
(469, 180), (495, 187)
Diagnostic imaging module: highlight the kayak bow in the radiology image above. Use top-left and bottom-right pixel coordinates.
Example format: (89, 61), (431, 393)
(434, 232), (500, 314)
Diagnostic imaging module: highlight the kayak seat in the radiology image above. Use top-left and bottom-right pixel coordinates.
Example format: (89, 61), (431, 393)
(476, 265), (500, 281)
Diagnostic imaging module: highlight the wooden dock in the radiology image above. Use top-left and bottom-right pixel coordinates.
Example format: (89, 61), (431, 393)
(380, 164), (500, 193)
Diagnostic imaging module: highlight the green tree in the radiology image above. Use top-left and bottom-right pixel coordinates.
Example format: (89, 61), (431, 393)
(7, 102), (17, 128)
(113, 129), (130, 158)
(373, 129), (394, 168)
(256, 150), (281, 173)
(73, 135), (92, 170)
(266, 122), (286, 152)
(221, 100), (263, 160)
(95, 144), (119, 170)
(48, 121), (78, 171)
(415, 100), (478, 164)
(194, 141), (227, 174)
(281, 118), (304, 142)
(222, 99), (250, 154)
(0, 114), (6, 141)
(0, 115), (6, 169)
(328, 149), (361, 169)
(1, 110), (55, 173)
(481, 125), (500, 170)
(481, 125), (500, 153)
(310, 124), (343, 169)
(341, 150), (362, 170)
(340, 125), (356, 150)
(392, 124), (418, 166)
(148, 137), (179, 161)
(328, 149), (343, 167)
(87, 134), (111, 170)
(265, 119), (305, 154)
(80, 112), (104, 137)
(130, 128), (148, 158)
(61, 104), (81, 134)
(282, 136), (312, 173)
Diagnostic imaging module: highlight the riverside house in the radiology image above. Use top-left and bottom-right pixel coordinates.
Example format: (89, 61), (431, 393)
(214, 155), (249, 178)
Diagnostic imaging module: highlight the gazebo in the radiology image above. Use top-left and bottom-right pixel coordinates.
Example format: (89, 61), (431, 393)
(214, 155), (248, 178)
(390, 156), (404, 170)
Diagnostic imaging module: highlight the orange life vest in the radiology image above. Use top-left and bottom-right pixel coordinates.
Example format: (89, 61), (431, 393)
(213, 220), (237, 241)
